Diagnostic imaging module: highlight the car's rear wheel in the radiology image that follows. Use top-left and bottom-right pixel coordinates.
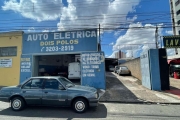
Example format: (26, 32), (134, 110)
(11, 97), (25, 111)
(72, 98), (88, 113)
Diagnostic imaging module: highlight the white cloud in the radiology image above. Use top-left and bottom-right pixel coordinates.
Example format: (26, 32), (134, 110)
(108, 51), (116, 58)
(114, 30), (123, 37)
(57, 0), (140, 30)
(113, 23), (160, 51)
(165, 30), (173, 35)
(2, 0), (141, 31)
(126, 50), (133, 58)
(2, 0), (63, 21)
(109, 42), (114, 45)
(126, 15), (138, 22)
(27, 27), (35, 32)
(109, 22), (163, 58)
(142, 45), (151, 52)
(42, 29), (50, 32)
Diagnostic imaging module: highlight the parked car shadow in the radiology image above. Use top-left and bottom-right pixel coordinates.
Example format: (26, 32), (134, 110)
(170, 78), (180, 90)
(170, 86), (180, 90)
(100, 72), (144, 103)
(0, 103), (107, 119)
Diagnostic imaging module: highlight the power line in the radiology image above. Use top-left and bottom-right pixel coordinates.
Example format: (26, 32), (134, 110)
(0, 15), (172, 29)
(0, 25), (176, 31)
(0, 11), (172, 21)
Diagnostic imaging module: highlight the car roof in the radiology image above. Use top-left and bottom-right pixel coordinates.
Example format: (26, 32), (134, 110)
(30, 76), (63, 79)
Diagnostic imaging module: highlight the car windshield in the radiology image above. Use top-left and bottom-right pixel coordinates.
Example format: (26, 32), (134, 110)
(121, 67), (128, 70)
(59, 77), (75, 88)
(17, 78), (29, 87)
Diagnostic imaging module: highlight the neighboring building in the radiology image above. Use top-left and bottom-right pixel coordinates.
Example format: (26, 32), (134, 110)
(0, 31), (23, 86)
(169, 0), (180, 55)
(118, 58), (134, 65)
(115, 50), (126, 59)
(170, 0), (180, 35)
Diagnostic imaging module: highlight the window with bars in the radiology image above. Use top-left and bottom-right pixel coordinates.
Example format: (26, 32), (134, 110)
(0, 47), (17, 57)
(176, 0), (180, 6)
(177, 9), (180, 15)
(177, 20), (180, 25)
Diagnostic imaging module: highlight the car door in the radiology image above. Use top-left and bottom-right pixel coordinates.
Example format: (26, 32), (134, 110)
(21, 78), (44, 105)
(42, 79), (68, 106)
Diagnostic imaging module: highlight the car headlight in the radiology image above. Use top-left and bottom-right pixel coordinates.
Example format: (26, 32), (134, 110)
(95, 92), (98, 99)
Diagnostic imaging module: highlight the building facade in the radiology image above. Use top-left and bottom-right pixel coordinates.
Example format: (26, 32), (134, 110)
(170, 0), (180, 35)
(0, 30), (106, 89)
(169, 0), (180, 55)
(115, 50), (126, 59)
(0, 31), (23, 86)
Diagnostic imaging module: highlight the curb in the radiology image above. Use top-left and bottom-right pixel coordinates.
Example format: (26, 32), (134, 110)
(99, 101), (180, 105)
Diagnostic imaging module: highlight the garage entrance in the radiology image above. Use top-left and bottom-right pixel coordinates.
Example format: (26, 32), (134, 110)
(32, 54), (81, 84)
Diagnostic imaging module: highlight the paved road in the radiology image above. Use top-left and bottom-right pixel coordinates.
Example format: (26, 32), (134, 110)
(102, 72), (180, 103)
(0, 101), (180, 120)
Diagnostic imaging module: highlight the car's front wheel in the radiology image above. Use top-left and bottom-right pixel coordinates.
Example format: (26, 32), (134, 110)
(118, 72), (121, 76)
(11, 97), (25, 111)
(72, 98), (88, 113)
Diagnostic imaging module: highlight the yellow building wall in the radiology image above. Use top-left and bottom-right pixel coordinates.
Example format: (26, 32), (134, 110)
(0, 31), (23, 86)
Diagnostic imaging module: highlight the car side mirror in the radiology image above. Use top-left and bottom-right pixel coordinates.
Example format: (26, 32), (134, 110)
(59, 85), (65, 90)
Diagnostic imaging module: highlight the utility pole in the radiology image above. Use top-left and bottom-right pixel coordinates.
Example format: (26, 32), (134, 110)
(131, 46), (133, 58)
(155, 26), (159, 49)
(99, 24), (101, 51)
(99, 24), (101, 43)
(33, 3), (34, 12)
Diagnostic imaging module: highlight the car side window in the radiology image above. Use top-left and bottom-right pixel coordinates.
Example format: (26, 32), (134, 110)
(23, 79), (44, 89)
(44, 79), (61, 90)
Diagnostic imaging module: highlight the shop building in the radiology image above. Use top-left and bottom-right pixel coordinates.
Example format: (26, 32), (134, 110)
(0, 31), (23, 86)
(20, 29), (105, 89)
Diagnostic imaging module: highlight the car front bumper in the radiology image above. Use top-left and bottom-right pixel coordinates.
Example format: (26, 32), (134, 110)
(89, 99), (99, 107)
(89, 89), (105, 107)
(0, 97), (9, 102)
(0, 90), (10, 102)
(120, 71), (130, 74)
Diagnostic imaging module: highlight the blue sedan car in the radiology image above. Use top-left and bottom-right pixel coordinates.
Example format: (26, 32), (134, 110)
(0, 76), (102, 113)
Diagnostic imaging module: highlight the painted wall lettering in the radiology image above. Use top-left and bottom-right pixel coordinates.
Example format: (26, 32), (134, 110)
(23, 29), (98, 54)
(81, 52), (106, 89)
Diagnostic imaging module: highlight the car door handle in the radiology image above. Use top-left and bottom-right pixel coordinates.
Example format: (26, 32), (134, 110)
(23, 91), (26, 93)
(44, 91), (48, 94)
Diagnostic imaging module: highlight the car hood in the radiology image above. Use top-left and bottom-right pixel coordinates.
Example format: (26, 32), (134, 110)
(68, 85), (97, 93)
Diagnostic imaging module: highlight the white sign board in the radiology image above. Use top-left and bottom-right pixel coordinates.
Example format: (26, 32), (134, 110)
(0, 59), (12, 68)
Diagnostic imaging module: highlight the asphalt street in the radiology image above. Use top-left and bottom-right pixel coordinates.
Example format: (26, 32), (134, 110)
(0, 101), (180, 120)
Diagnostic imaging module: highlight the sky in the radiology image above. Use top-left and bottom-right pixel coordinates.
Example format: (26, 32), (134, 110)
(0, 0), (176, 58)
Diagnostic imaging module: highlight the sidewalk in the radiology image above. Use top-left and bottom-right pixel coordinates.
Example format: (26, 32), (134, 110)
(165, 77), (180, 99)
(99, 72), (180, 104)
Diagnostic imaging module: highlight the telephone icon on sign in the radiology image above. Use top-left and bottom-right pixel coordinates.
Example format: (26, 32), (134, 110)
(41, 47), (44, 52)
